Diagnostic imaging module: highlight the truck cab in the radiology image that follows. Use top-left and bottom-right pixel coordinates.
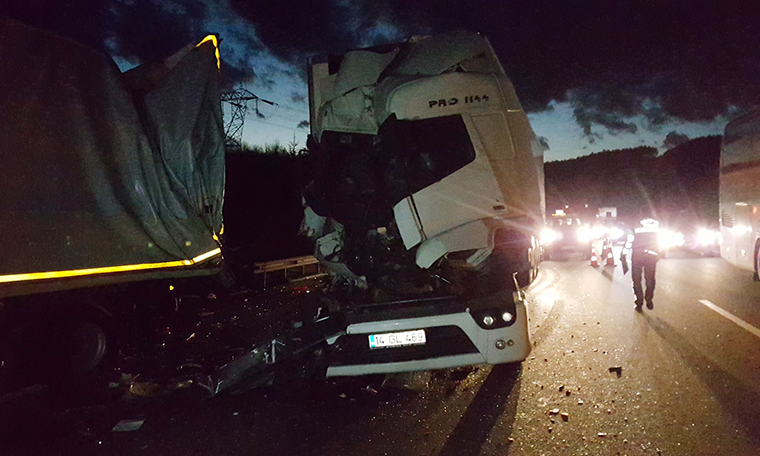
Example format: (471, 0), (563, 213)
(300, 31), (545, 376)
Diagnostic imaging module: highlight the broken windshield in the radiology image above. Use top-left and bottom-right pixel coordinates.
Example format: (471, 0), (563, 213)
(380, 114), (476, 198)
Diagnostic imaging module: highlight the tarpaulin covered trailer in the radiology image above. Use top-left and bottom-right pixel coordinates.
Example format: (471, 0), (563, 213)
(0, 18), (225, 299)
(0, 18), (226, 387)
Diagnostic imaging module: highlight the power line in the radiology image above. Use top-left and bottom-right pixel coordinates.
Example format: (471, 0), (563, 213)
(220, 87), (277, 151)
(246, 114), (308, 132)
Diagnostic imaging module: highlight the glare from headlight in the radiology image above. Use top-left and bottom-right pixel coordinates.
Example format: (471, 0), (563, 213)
(731, 224), (750, 236)
(592, 225), (608, 239)
(658, 229), (685, 250)
(608, 227), (624, 240)
(541, 228), (558, 245)
(697, 229), (721, 246)
(577, 226), (593, 243)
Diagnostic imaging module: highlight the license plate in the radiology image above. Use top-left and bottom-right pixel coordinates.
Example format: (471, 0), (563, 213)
(368, 329), (426, 349)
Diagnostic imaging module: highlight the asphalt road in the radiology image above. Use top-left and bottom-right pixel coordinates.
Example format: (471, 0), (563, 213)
(3, 250), (760, 456)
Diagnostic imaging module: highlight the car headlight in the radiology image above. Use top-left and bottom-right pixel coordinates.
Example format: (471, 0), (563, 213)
(541, 228), (558, 245)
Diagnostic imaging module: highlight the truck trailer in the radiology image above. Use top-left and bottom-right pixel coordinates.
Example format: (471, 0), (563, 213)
(0, 18), (225, 388)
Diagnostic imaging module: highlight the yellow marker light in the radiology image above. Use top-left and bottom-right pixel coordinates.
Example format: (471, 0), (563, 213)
(0, 248), (222, 285)
(196, 35), (221, 70)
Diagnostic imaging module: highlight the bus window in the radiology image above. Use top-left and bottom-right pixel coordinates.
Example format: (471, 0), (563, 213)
(721, 112), (760, 172)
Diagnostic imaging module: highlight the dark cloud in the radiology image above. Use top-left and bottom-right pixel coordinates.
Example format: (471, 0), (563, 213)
(291, 92), (307, 104)
(4, 0), (216, 63)
(220, 64), (255, 91)
(297, 120), (310, 129)
(110, 0), (208, 62)
(538, 136), (550, 151)
(663, 132), (690, 150)
(2, 0), (112, 51)
(8, 0), (759, 136)
(254, 71), (277, 90)
(229, 0), (407, 67)
(230, 0), (760, 134)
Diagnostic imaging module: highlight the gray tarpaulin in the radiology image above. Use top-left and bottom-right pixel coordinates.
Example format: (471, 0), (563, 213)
(0, 18), (225, 293)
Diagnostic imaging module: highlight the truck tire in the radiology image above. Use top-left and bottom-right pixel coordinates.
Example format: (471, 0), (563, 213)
(27, 303), (116, 386)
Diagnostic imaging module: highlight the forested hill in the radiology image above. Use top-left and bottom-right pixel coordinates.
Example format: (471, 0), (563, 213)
(544, 136), (722, 221)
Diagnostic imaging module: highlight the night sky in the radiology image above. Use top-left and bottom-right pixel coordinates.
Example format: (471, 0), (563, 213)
(5, 0), (759, 160)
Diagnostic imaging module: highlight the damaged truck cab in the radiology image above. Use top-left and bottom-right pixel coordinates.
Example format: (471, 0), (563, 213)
(302, 31), (545, 376)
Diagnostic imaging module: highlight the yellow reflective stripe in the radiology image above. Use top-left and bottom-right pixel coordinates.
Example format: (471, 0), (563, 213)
(0, 248), (222, 285)
(196, 35), (220, 70)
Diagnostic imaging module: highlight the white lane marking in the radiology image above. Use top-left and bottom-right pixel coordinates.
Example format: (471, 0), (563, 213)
(698, 299), (760, 339)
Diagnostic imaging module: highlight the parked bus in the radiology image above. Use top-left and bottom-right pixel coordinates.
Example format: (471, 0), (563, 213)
(719, 111), (760, 279)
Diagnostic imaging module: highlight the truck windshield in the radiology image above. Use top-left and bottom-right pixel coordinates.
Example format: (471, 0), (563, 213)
(380, 114), (476, 196)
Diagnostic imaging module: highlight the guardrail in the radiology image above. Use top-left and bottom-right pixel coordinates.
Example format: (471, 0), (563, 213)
(252, 255), (327, 288)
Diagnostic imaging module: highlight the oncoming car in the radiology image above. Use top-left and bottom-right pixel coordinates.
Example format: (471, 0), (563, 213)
(541, 215), (593, 260)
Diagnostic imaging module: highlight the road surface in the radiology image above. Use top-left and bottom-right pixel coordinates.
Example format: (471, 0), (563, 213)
(3, 250), (760, 456)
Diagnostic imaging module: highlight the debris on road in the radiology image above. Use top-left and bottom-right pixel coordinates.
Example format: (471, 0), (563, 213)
(561, 412), (569, 422)
(127, 378), (194, 398)
(609, 366), (623, 377)
(598, 432), (608, 437)
(549, 408), (560, 415)
(112, 419), (145, 432)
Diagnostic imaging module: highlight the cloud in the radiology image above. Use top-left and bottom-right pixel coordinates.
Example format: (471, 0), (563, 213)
(3, 0), (112, 51)
(243, 0), (758, 133)
(228, 0), (407, 69)
(9, 0), (759, 136)
(109, 0), (208, 63)
(663, 131), (690, 150)
(291, 92), (307, 104)
(538, 136), (550, 151)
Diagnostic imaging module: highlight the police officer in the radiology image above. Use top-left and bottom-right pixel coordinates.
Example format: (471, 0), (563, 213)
(620, 219), (660, 310)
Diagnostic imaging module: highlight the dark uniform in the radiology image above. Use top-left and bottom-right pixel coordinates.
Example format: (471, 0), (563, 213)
(620, 225), (660, 310)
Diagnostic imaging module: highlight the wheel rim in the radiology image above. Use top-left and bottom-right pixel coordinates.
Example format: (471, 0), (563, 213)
(70, 322), (108, 372)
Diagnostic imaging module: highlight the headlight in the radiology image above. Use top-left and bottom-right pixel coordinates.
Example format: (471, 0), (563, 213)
(541, 228), (558, 245)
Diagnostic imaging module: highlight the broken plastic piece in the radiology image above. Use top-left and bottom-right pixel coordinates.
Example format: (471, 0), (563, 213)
(609, 366), (623, 377)
(112, 419), (145, 432)
(201, 315), (345, 396)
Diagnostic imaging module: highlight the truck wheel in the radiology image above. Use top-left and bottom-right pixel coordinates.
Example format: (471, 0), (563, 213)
(35, 309), (115, 385)
(64, 321), (109, 374)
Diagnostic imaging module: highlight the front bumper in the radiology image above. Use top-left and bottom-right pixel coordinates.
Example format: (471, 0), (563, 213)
(326, 294), (531, 377)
